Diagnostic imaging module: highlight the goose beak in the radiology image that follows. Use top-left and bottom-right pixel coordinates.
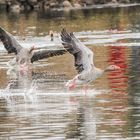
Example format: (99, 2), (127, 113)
(114, 66), (121, 70)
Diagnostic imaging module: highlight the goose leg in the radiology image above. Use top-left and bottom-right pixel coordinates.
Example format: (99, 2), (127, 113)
(83, 85), (88, 94)
(7, 57), (17, 67)
(19, 63), (29, 76)
(66, 79), (76, 90)
(19, 63), (29, 71)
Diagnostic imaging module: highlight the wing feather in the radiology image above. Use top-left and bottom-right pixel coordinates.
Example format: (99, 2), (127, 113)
(0, 27), (22, 54)
(61, 28), (94, 73)
(31, 49), (66, 63)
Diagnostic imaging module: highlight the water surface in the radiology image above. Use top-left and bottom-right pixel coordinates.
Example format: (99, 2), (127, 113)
(0, 5), (140, 140)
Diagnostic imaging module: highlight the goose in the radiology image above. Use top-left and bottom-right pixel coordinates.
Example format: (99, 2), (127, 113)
(49, 30), (54, 41)
(61, 28), (120, 90)
(0, 27), (66, 71)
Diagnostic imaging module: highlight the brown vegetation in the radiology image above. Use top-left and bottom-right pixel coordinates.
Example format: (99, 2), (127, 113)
(0, 0), (139, 13)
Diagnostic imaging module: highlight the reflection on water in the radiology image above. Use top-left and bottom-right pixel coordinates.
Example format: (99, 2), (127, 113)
(0, 5), (140, 140)
(107, 45), (128, 93)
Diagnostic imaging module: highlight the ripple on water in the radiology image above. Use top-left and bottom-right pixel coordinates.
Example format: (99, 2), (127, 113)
(0, 23), (140, 139)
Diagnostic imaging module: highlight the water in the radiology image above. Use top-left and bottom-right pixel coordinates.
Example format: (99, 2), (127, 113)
(0, 5), (140, 140)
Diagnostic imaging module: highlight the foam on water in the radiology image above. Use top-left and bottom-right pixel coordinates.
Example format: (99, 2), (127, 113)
(1, 80), (108, 104)
(0, 88), (107, 98)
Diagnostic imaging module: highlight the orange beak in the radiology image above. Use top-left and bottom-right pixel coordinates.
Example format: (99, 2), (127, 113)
(114, 65), (121, 70)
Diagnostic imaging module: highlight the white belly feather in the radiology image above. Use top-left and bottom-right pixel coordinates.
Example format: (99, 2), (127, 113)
(75, 67), (104, 85)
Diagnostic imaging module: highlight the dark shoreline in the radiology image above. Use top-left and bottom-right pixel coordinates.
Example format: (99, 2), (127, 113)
(0, 0), (140, 13)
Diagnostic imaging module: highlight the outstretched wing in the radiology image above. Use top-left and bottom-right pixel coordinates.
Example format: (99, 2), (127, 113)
(31, 49), (66, 63)
(0, 27), (23, 54)
(61, 28), (94, 73)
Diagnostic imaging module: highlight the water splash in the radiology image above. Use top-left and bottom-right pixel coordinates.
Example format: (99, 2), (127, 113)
(0, 79), (39, 104)
(24, 79), (38, 103)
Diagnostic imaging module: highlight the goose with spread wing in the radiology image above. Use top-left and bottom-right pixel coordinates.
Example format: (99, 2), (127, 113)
(61, 28), (120, 90)
(0, 27), (66, 71)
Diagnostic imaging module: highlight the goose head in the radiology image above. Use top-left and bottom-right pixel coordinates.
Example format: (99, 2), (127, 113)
(29, 46), (35, 54)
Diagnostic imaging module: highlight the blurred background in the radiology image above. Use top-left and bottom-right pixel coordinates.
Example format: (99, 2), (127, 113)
(0, 0), (140, 140)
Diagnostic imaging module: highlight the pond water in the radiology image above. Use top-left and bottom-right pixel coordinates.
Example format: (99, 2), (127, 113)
(0, 5), (140, 140)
